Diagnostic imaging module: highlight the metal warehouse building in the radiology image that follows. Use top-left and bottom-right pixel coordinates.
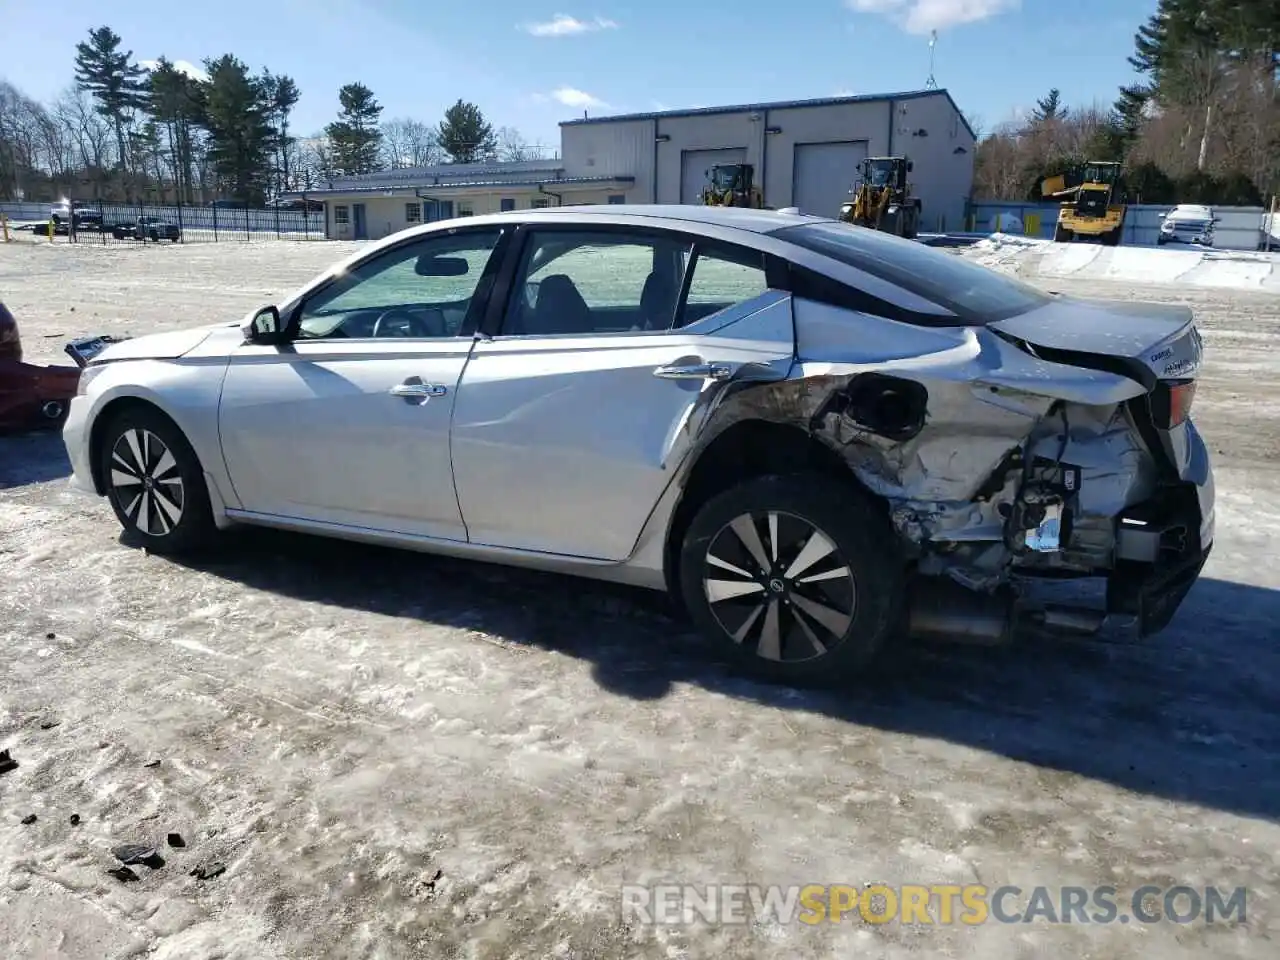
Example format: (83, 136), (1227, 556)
(295, 88), (975, 240)
(559, 89), (976, 231)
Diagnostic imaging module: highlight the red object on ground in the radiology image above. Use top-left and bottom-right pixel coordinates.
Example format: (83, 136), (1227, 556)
(0, 301), (83, 433)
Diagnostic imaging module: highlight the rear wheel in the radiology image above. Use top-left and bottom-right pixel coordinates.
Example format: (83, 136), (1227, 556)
(1054, 224), (1071, 243)
(99, 405), (216, 555)
(678, 474), (904, 687)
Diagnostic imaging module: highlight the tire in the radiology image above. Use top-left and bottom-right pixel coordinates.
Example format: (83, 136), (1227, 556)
(677, 473), (904, 687)
(98, 405), (217, 555)
(1053, 224), (1070, 243)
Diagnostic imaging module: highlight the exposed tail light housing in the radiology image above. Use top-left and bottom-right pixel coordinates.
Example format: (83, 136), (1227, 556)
(1151, 379), (1196, 429)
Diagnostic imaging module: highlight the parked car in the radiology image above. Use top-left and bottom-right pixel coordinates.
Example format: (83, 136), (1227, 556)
(61, 205), (1213, 686)
(1157, 204), (1217, 247)
(110, 216), (181, 242)
(267, 197), (324, 213)
(45, 201), (103, 235)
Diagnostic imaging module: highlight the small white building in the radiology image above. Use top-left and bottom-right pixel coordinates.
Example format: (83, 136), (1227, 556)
(290, 88), (975, 240)
(301, 159), (635, 241)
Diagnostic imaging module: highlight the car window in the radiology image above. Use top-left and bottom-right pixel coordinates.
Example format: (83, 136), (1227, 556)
(771, 221), (1051, 324)
(503, 231), (691, 336)
(296, 230), (501, 339)
(677, 243), (769, 327)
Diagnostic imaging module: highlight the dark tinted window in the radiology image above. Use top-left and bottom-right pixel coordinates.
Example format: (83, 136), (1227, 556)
(772, 221), (1051, 324)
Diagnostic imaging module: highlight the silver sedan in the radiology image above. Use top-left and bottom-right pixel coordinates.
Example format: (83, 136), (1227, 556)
(62, 205), (1213, 686)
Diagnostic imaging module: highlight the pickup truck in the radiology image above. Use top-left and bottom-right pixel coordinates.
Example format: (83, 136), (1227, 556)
(110, 216), (182, 242)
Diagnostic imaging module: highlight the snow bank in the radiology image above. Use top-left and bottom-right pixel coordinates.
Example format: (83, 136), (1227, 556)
(964, 235), (1280, 292)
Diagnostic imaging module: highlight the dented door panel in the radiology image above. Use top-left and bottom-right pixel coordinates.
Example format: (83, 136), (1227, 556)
(450, 294), (796, 560)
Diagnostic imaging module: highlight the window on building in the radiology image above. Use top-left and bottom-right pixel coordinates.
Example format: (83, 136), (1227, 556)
(500, 198), (516, 212)
(333, 205), (350, 225)
(530, 198), (551, 209)
(502, 230), (692, 336)
(677, 243), (770, 327)
(457, 202), (475, 217)
(607, 194), (625, 205)
(405, 203), (422, 223)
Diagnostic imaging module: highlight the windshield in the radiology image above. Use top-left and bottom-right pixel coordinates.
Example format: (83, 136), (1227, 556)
(709, 166), (741, 190)
(772, 221), (1052, 325)
(1083, 163), (1120, 185)
(865, 160), (894, 187)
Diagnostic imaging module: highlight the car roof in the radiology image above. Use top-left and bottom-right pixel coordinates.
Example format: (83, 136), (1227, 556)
(446, 204), (834, 235)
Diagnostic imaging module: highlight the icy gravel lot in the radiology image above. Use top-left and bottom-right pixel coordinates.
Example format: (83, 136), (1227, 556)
(2, 239), (1278, 959)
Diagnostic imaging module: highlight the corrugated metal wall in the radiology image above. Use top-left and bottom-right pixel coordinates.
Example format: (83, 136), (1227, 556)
(967, 201), (1279, 251)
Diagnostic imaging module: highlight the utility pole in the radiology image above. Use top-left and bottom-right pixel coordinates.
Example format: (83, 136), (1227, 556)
(925, 31), (938, 89)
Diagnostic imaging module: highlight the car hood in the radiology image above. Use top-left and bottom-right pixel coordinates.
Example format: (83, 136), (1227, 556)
(93, 321), (241, 363)
(988, 295), (1200, 386)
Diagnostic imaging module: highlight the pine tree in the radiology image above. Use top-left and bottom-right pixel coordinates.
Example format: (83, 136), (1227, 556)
(147, 58), (205, 203)
(436, 100), (496, 164)
(73, 26), (148, 179)
(260, 71), (301, 192)
(325, 83), (383, 175)
(201, 55), (274, 203)
(1032, 88), (1064, 122)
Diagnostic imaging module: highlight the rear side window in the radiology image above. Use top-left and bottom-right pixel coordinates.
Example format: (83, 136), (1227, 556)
(772, 221), (1050, 324)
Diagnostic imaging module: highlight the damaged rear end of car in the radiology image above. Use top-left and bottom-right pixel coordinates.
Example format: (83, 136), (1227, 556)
(672, 221), (1212, 659)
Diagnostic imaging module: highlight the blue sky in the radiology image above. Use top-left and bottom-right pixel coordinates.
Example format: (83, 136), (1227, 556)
(2, 0), (1156, 149)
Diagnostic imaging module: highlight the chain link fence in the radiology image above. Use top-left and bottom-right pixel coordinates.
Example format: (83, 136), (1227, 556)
(2, 200), (327, 243)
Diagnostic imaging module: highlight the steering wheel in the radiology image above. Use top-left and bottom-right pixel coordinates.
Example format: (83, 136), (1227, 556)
(371, 308), (445, 338)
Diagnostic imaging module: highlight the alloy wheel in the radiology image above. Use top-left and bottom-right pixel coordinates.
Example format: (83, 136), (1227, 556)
(109, 428), (185, 536)
(702, 510), (857, 662)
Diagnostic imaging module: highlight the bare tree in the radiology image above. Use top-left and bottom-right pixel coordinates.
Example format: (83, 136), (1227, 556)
(495, 125), (545, 162)
(379, 117), (441, 169)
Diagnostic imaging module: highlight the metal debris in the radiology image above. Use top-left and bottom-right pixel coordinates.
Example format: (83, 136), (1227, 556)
(39, 719), (60, 730)
(20, 814), (37, 825)
(0, 749), (17, 775)
(107, 866), (140, 883)
(69, 814), (81, 826)
(167, 832), (186, 848)
(112, 843), (157, 865)
(143, 759), (161, 768)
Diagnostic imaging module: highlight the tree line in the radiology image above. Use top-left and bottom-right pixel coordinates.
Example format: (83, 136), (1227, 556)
(973, 0), (1277, 205)
(0, 26), (548, 205)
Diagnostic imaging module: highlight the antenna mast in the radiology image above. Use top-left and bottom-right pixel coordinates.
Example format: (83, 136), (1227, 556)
(925, 30), (938, 89)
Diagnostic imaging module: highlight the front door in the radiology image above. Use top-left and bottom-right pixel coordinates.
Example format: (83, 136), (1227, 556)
(450, 226), (795, 560)
(352, 203), (367, 240)
(218, 227), (507, 541)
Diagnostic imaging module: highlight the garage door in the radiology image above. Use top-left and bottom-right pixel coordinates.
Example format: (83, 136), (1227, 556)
(680, 148), (747, 205)
(792, 141), (868, 217)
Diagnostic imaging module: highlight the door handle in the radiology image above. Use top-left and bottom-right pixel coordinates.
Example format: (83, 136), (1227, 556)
(653, 361), (733, 381)
(389, 382), (447, 398)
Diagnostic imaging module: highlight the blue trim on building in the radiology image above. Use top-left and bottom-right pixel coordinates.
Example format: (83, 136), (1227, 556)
(560, 89), (976, 141)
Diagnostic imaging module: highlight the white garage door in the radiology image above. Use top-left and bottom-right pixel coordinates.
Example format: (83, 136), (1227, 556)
(681, 148), (747, 205)
(792, 141), (868, 217)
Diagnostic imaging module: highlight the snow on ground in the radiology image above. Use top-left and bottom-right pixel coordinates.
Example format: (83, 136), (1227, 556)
(2, 240), (1279, 959)
(972, 232), (1280, 291)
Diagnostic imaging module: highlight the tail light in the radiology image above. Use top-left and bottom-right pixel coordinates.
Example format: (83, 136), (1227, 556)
(1152, 379), (1196, 429)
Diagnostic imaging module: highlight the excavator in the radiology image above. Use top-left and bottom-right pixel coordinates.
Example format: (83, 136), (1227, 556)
(700, 163), (765, 208)
(1041, 160), (1127, 245)
(838, 156), (920, 239)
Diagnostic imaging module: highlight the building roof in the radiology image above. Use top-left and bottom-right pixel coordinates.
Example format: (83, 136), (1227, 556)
(284, 174), (634, 200)
(560, 88), (976, 140)
(316, 158), (565, 193)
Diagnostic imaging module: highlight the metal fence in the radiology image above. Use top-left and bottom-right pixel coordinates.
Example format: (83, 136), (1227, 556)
(965, 201), (1280, 251)
(0, 200), (326, 243)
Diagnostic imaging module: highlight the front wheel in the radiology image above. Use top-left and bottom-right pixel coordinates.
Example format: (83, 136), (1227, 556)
(678, 474), (904, 687)
(99, 405), (216, 555)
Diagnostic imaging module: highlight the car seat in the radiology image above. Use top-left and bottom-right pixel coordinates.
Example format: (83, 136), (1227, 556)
(639, 272), (678, 330)
(531, 274), (594, 335)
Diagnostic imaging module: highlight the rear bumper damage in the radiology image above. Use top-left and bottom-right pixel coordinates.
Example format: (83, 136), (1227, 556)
(685, 357), (1212, 646)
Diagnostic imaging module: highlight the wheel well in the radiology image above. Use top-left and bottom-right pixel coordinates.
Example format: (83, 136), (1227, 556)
(663, 419), (885, 598)
(87, 397), (179, 494)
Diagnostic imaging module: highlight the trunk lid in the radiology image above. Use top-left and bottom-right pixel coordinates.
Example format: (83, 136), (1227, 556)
(987, 295), (1201, 390)
(989, 295), (1205, 484)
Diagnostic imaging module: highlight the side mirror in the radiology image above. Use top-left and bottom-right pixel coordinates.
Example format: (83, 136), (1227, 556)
(906, 161), (914, 172)
(247, 305), (283, 343)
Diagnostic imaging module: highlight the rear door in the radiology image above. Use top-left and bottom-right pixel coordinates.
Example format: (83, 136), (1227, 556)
(449, 224), (796, 560)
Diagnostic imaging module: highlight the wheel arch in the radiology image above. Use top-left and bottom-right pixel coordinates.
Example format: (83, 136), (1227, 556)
(662, 418), (890, 602)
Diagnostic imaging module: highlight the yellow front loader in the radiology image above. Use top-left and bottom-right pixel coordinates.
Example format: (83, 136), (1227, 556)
(700, 163), (765, 208)
(838, 156), (920, 239)
(1042, 161), (1127, 245)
